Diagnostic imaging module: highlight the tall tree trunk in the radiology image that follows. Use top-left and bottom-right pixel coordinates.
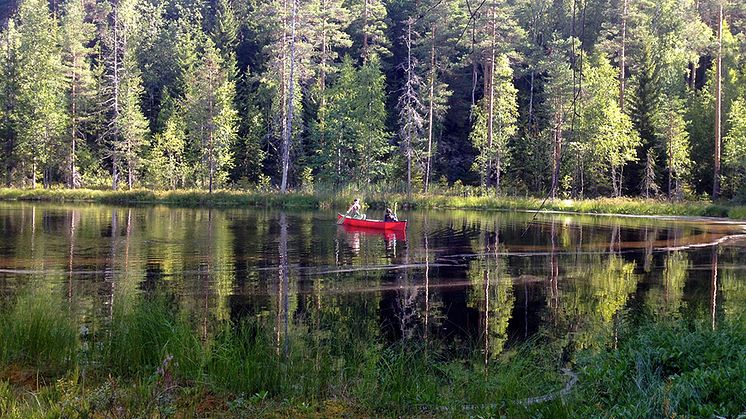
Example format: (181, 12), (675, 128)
(713, 3), (722, 200)
(551, 118), (562, 200)
(404, 18), (413, 196)
(668, 126), (673, 200)
(70, 53), (77, 189)
(619, 0), (628, 112)
(424, 25), (436, 194)
(280, 0), (298, 193)
(111, 5), (121, 191)
(487, 5), (496, 195)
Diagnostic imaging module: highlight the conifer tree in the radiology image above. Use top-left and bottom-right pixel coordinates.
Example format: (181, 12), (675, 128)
(183, 39), (238, 192)
(655, 98), (690, 200)
(354, 55), (390, 185)
(398, 16), (425, 195)
(15, 0), (67, 188)
(102, 0), (148, 190)
(544, 40), (574, 199)
(470, 55), (517, 196)
(348, 0), (388, 61)
(61, 0), (97, 188)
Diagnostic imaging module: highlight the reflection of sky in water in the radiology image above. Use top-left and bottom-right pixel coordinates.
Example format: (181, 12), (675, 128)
(0, 202), (745, 358)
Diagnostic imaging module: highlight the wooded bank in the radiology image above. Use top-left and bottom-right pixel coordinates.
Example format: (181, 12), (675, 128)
(0, 0), (745, 201)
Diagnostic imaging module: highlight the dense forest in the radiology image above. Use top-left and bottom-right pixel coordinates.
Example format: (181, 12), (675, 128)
(0, 0), (745, 200)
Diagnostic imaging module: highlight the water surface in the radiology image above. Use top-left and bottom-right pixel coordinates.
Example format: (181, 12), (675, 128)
(2, 202), (746, 358)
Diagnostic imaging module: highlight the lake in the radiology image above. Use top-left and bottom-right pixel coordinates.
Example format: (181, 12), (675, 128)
(1, 202), (746, 360)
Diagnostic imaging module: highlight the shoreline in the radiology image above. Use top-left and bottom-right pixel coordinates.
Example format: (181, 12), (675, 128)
(1, 187), (745, 220)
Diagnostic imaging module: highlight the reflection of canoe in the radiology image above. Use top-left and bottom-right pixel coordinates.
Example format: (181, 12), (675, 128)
(337, 213), (407, 231)
(341, 223), (407, 241)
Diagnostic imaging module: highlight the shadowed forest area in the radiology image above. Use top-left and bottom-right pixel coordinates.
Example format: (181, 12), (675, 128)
(0, 0), (745, 201)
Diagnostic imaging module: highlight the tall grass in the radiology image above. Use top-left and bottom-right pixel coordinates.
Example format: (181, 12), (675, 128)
(98, 296), (204, 379)
(2, 292), (746, 416)
(0, 291), (78, 377)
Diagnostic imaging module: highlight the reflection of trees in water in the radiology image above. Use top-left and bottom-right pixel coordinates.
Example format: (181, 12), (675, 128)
(720, 249), (746, 321)
(645, 251), (688, 319)
(466, 220), (514, 360)
(550, 252), (640, 350)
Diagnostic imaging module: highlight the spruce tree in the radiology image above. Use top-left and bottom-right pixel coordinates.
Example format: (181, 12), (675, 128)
(183, 39), (238, 192)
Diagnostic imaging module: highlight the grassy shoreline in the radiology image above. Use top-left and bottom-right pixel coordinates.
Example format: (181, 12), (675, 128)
(1, 292), (745, 416)
(1, 187), (745, 220)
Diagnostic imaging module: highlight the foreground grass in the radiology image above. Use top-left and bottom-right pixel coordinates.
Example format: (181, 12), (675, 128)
(1, 292), (745, 416)
(2, 187), (746, 220)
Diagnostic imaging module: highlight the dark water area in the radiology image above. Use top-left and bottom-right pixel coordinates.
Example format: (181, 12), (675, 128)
(1, 202), (746, 359)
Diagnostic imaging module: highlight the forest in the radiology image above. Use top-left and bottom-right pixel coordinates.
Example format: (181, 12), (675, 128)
(0, 0), (745, 200)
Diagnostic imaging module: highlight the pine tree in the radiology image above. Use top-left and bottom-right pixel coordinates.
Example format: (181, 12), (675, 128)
(102, 0), (149, 190)
(61, 0), (97, 188)
(469, 55), (517, 196)
(640, 149), (659, 198)
(397, 17), (425, 195)
(348, 0), (388, 61)
(183, 39), (238, 192)
(232, 72), (266, 186)
(417, 0), (457, 193)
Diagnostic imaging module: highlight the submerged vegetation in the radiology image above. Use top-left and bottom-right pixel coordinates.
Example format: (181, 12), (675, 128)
(1, 290), (745, 416)
(2, 187), (746, 220)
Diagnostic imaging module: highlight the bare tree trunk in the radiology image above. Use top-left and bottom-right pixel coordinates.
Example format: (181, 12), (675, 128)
(551, 119), (562, 200)
(424, 25), (436, 194)
(619, 0), (628, 112)
(280, 0), (298, 193)
(405, 18), (413, 196)
(713, 3), (722, 200)
(111, 5), (121, 191)
(488, 5), (497, 196)
(70, 52), (78, 188)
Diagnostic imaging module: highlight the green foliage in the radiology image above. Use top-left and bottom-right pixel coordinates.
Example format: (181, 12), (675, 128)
(723, 98), (746, 201)
(312, 55), (391, 188)
(577, 53), (640, 197)
(470, 55), (517, 195)
(0, 290), (77, 376)
(15, 0), (67, 187)
(0, 0), (744, 199)
(183, 39), (238, 191)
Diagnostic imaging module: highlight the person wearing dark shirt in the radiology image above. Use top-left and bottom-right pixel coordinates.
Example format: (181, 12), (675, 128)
(384, 208), (398, 222)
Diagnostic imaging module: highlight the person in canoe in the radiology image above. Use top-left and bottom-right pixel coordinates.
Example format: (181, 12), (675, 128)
(346, 198), (364, 219)
(384, 208), (398, 222)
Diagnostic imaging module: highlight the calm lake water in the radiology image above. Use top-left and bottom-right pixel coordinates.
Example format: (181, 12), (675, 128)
(2, 202), (746, 358)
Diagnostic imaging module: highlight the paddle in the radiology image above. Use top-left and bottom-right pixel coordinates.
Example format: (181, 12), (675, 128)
(337, 210), (349, 224)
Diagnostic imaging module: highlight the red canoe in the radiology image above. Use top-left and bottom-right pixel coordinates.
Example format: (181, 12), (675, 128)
(337, 213), (407, 231)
